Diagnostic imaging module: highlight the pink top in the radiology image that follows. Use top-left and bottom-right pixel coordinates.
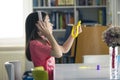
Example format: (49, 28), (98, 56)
(30, 40), (55, 80)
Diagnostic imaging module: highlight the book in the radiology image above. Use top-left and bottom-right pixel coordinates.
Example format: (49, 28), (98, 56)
(98, 8), (106, 25)
(58, 0), (66, 6)
(33, 0), (38, 7)
(66, 0), (74, 6)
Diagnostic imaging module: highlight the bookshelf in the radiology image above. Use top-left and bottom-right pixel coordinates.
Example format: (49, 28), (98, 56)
(33, 0), (107, 26)
(32, 0), (107, 63)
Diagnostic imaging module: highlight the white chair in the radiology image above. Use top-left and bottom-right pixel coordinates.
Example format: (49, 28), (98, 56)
(4, 60), (22, 80)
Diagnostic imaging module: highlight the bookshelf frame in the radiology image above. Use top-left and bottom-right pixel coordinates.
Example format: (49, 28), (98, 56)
(32, 0), (107, 63)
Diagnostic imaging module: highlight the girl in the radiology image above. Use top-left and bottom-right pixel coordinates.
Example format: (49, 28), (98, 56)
(25, 11), (82, 80)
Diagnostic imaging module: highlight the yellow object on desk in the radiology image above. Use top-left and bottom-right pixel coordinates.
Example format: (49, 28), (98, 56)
(79, 66), (92, 69)
(71, 20), (81, 38)
(32, 66), (48, 80)
(79, 65), (100, 70)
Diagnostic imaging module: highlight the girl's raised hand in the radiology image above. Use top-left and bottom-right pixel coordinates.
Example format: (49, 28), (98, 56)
(36, 21), (51, 37)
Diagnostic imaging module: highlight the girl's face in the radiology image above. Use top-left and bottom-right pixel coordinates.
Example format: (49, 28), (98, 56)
(44, 15), (53, 34)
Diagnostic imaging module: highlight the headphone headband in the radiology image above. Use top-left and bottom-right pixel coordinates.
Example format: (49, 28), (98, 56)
(37, 11), (42, 21)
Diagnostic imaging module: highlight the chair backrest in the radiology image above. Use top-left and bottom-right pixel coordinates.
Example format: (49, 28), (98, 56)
(5, 62), (15, 80)
(4, 60), (22, 80)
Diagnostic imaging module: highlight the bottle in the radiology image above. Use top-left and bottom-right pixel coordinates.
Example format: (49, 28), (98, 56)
(109, 46), (119, 79)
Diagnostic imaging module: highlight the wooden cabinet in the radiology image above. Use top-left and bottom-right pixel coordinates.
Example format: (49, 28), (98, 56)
(74, 26), (109, 63)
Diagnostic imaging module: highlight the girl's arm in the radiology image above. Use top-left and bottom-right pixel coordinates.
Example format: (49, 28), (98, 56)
(60, 25), (82, 54)
(46, 25), (82, 58)
(60, 34), (75, 53)
(36, 21), (82, 58)
(46, 33), (63, 58)
(36, 21), (63, 58)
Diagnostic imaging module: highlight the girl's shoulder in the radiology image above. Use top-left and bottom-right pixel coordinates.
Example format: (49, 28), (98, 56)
(30, 39), (49, 47)
(30, 40), (42, 46)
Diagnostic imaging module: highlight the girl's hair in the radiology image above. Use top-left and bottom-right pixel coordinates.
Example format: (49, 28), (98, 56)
(25, 11), (48, 61)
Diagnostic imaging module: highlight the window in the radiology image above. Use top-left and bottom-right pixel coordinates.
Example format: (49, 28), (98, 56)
(0, 0), (32, 47)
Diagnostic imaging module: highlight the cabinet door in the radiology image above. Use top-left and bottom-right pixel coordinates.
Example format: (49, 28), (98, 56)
(75, 26), (109, 63)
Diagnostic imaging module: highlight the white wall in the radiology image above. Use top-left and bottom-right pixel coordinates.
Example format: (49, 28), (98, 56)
(0, 0), (33, 80)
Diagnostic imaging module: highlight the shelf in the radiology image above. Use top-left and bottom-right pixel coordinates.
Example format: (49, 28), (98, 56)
(76, 5), (106, 8)
(53, 29), (66, 32)
(33, 5), (106, 10)
(33, 6), (75, 10)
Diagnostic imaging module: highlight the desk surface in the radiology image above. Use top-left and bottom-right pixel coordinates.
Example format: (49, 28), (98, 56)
(54, 63), (110, 80)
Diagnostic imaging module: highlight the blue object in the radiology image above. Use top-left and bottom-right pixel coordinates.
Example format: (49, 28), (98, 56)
(22, 71), (34, 80)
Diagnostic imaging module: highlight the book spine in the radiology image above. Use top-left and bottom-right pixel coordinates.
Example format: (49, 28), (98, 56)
(33, 0), (38, 7)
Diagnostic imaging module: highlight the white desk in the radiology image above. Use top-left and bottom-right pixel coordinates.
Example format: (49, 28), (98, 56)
(54, 63), (110, 80)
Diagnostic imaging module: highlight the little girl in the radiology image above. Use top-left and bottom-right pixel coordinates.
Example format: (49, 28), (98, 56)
(25, 11), (82, 80)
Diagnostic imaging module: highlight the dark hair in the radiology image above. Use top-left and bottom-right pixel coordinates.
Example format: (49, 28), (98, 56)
(25, 11), (48, 61)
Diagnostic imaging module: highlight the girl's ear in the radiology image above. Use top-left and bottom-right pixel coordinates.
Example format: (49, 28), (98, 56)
(37, 31), (42, 37)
